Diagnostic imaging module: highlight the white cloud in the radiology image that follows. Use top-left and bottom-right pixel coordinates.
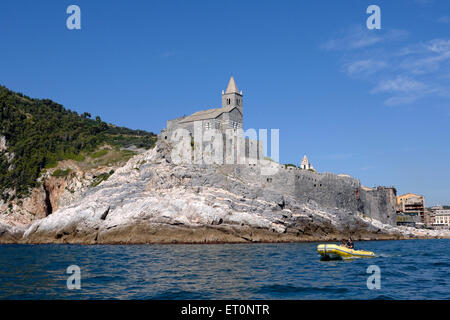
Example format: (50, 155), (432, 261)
(384, 95), (421, 106)
(426, 39), (450, 53)
(321, 26), (408, 51)
(371, 76), (426, 93)
(377, 84), (450, 106)
(400, 39), (450, 74)
(438, 16), (450, 24)
(345, 59), (387, 77)
(402, 54), (450, 74)
(323, 34), (450, 106)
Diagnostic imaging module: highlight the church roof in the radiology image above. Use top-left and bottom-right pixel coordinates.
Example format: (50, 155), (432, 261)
(178, 105), (239, 123)
(225, 76), (239, 94)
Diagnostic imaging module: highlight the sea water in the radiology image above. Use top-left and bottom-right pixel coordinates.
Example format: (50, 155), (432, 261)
(0, 239), (449, 299)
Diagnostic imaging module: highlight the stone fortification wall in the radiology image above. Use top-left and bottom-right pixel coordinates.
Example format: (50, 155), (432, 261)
(359, 186), (397, 225)
(231, 163), (397, 226)
(294, 170), (361, 211)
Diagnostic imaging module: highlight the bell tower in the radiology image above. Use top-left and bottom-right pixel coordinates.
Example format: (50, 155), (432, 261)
(222, 76), (243, 114)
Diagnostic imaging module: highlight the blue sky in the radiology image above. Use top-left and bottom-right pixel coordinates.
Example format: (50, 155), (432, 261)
(0, 0), (449, 205)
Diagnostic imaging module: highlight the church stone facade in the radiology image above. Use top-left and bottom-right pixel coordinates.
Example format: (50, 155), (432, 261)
(167, 76), (243, 136)
(164, 77), (263, 164)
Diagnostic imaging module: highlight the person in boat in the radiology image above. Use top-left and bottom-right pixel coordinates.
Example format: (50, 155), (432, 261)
(346, 238), (354, 249)
(340, 240), (347, 247)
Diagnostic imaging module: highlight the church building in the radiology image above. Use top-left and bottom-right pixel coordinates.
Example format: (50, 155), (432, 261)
(300, 155), (315, 171)
(166, 76), (243, 135)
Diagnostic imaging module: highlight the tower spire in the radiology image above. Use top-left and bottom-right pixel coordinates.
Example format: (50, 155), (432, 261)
(225, 76), (239, 94)
(222, 76), (243, 111)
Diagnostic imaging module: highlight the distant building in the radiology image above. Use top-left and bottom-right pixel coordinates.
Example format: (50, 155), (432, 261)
(396, 193), (426, 226)
(430, 206), (450, 229)
(397, 193), (425, 221)
(300, 155), (315, 171)
(424, 208), (434, 226)
(396, 213), (422, 227)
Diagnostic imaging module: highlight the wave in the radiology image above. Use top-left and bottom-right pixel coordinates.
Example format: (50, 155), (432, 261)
(431, 261), (450, 267)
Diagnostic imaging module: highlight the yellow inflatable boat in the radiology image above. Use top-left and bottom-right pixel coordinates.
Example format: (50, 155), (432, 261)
(317, 244), (375, 259)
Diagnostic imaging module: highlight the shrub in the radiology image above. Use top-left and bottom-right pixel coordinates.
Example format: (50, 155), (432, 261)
(52, 168), (72, 177)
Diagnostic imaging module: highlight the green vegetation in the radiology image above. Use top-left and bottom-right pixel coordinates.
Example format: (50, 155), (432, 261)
(284, 163), (297, 169)
(52, 168), (72, 178)
(91, 170), (115, 187)
(90, 149), (109, 159)
(83, 146), (136, 169)
(0, 85), (156, 199)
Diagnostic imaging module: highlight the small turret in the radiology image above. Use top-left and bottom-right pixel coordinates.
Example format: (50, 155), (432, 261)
(300, 155), (314, 170)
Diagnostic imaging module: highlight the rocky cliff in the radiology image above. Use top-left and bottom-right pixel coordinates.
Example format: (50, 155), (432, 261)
(1, 137), (448, 244)
(1, 161), (117, 222)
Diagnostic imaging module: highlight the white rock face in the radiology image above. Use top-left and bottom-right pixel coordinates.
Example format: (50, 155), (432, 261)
(23, 146), (285, 240)
(6, 139), (450, 243)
